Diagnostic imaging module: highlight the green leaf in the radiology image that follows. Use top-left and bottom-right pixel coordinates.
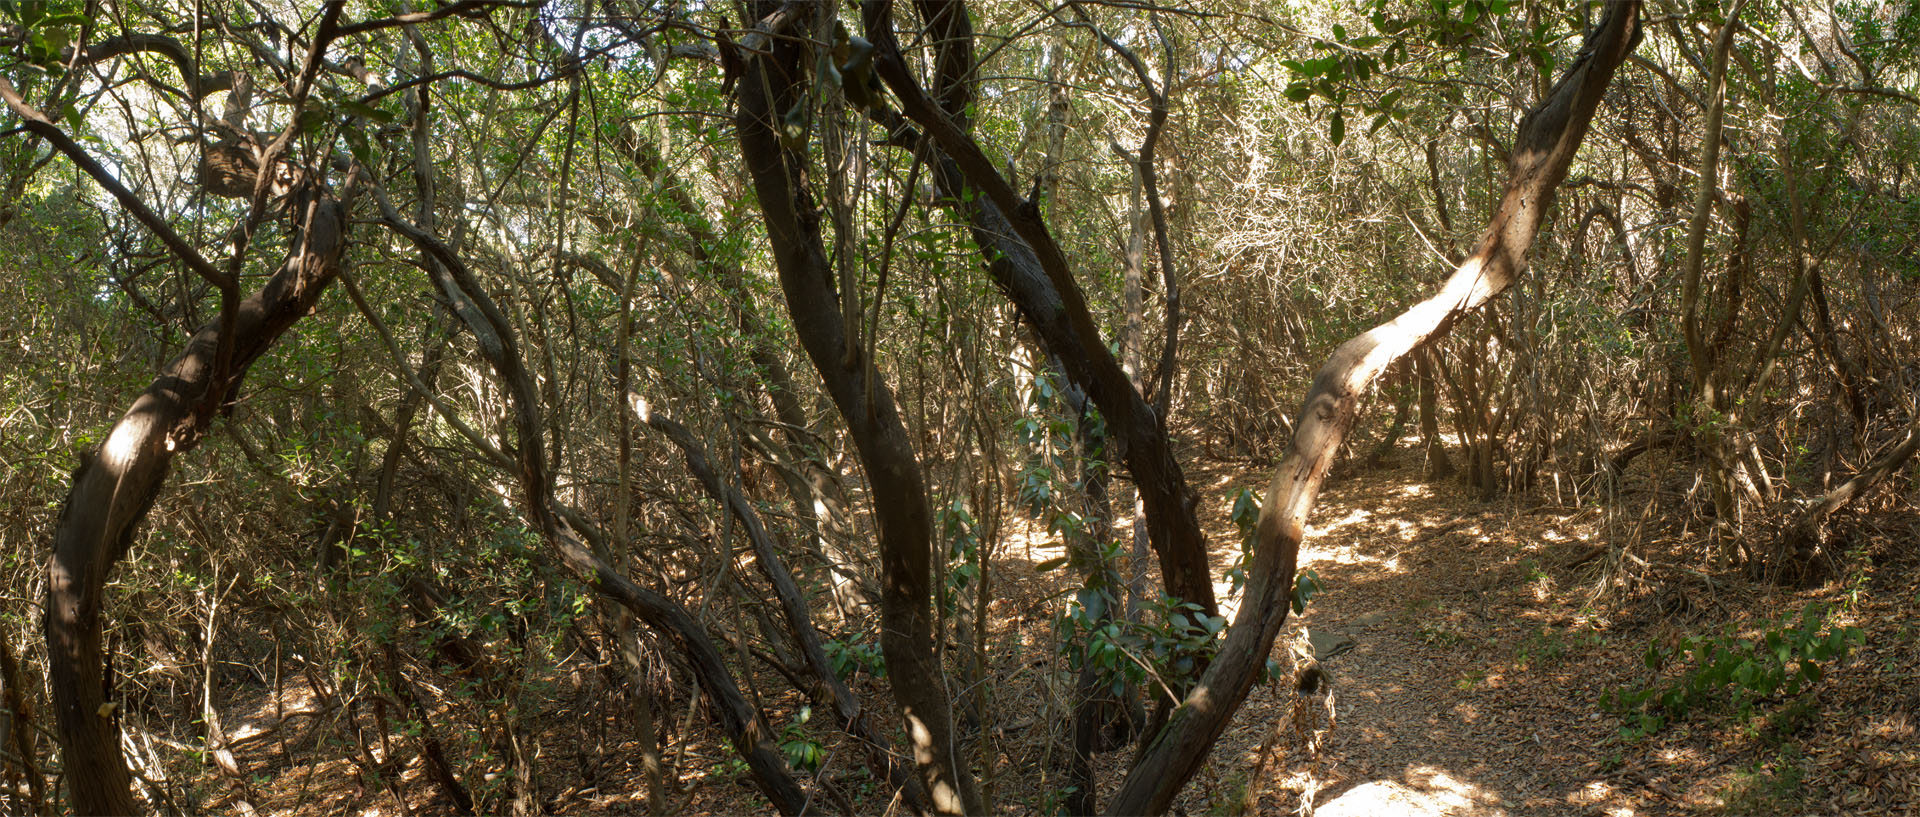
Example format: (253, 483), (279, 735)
(343, 126), (375, 167)
(36, 26), (70, 56)
(1034, 556), (1068, 572)
(339, 99), (396, 125)
(1284, 83), (1312, 103)
(298, 106), (329, 137)
(1329, 110), (1346, 145)
(1799, 659), (1821, 682)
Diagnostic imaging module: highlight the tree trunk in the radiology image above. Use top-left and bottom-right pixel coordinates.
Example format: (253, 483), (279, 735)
(41, 176), (355, 815)
(1769, 421), (1920, 584)
(376, 173), (812, 814)
(736, 4), (983, 812)
(1678, 1), (1745, 552)
(865, 0), (1218, 621)
(1105, 5), (1643, 812)
(1417, 349), (1455, 479)
(644, 411), (933, 813)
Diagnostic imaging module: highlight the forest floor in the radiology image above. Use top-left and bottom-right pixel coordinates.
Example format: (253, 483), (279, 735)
(219, 444), (1920, 816)
(1155, 450), (1920, 817)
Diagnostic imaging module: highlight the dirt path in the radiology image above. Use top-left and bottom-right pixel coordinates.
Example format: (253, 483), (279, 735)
(1187, 457), (1644, 816)
(224, 450), (1915, 816)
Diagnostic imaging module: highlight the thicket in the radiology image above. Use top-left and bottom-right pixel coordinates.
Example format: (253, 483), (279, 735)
(0, 0), (1915, 814)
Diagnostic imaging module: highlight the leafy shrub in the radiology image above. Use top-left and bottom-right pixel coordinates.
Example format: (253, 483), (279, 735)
(824, 634), (886, 680)
(780, 706), (824, 772)
(1602, 603), (1863, 738)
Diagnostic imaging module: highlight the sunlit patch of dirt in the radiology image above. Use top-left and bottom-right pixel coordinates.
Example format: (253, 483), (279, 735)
(215, 443), (1918, 816)
(1179, 445), (1920, 817)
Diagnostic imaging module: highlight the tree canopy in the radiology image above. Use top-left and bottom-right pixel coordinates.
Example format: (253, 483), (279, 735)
(1, 0), (1917, 814)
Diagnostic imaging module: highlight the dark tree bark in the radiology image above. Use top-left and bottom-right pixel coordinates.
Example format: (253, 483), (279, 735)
(644, 412), (933, 814)
(7, 12), (371, 803)
(375, 189), (812, 814)
(1417, 349), (1455, 479)
(1105, 4), (1643, 813)
(864, 0), (1218, 620)
(735, 3), (984, 812)
(6, 17), (361, 803)
(36, 171), (356, 817)
(1769, 420), (1920, 584)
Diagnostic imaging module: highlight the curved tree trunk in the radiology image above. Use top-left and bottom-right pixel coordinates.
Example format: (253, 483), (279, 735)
(39, 176), (355, 816)
(1769, 420), (1920, 584)
(734, 4), (984, 811)
(375, 187), (813, 813)
(865, 0), (1219, 621)
(643, 412), (933, 814)
(1104, 4), (1643, 813)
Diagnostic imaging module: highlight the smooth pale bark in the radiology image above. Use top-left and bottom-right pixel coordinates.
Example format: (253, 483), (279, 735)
(1105, 4), (1643, 813)
(735, 3), (983, 812)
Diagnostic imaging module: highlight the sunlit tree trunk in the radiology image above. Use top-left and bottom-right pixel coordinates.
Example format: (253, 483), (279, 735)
(1106, 4), (1643, 811)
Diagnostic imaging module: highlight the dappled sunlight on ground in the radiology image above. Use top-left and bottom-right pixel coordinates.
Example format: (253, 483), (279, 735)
(1179, 448), (1920, 817)
(226, 443), (1919, 816)
(1316, 765), (1511, 816)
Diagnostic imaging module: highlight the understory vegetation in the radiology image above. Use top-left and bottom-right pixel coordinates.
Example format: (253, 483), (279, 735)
(1, 0), (1916, 814)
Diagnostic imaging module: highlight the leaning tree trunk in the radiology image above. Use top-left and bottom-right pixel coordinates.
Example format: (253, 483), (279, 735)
(38, 176), (355, 816)
(2, 10), (361, 811)
(865, 0), (1219, 621)
(1104, 4), (1643, 813)
(1769, 420), (1920, 584)
(643, 412), (933, 813)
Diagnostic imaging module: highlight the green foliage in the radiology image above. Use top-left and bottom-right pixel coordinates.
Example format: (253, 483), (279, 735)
(1513, 620), (1604, 670)
(940, 499), (983, 615)
(824, 633), (886, 680)
(1275, 0), (1569, 143)
(1224, 487), (1260, 593)
(1602, 604), (1864, 739)
(3, 0), (90, 69)
(779, 706), (824, 773)
(1716, 744), (1809, 815)
(1058, 589), (1225, 697)
(1291, 569), (1324, 614)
